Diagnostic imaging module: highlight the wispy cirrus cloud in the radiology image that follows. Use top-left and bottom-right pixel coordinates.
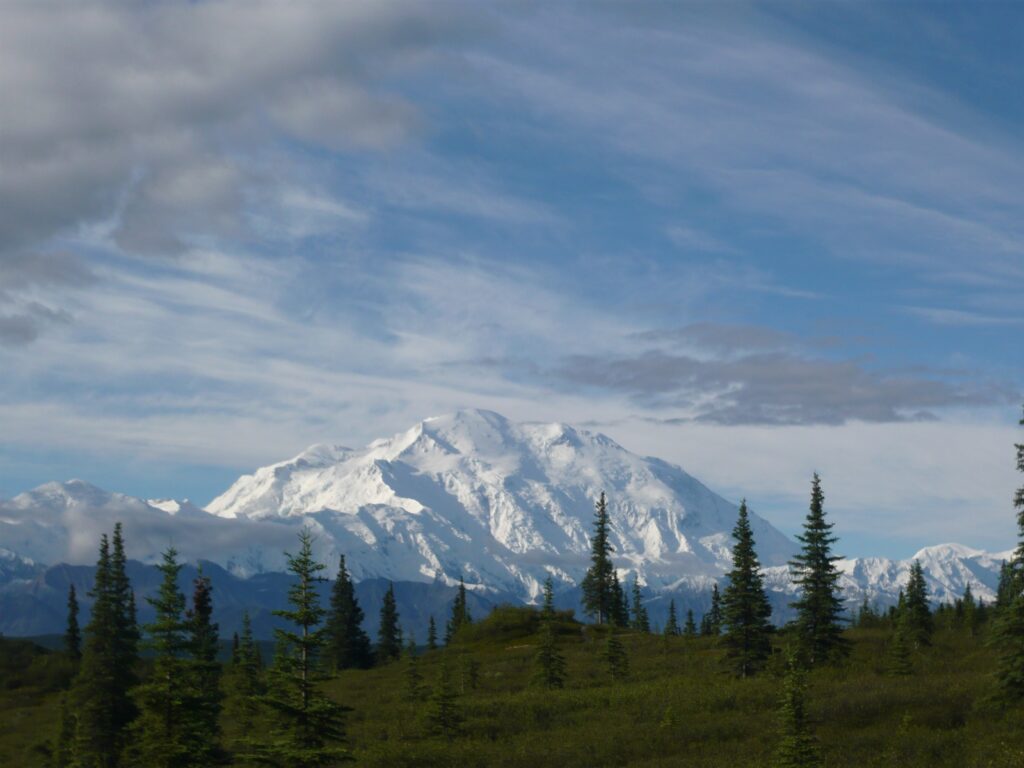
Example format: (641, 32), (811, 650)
(471, 5), (1024, 298)
(557, 348), (1015, 426)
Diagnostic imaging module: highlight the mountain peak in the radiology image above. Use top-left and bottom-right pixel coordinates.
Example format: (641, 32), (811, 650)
(17, 479), (114, 507)
(203, 409), (797, 597)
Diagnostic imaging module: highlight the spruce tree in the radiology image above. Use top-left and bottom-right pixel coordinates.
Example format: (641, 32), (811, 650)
(185, 570), (222, 766)
(772, 654), (821, 768)
(377, 582), (402, 663)
(997, 560), (1016, 609)
(961, 583), (979, 636)
(127, 546), (191, 767)
(324, 555), (373, 670)
(224, 612), (264, 764)
(533, 614), (566, 689)
(857, 599), (881, 629)
(904, 560), (933, 648)
(603, 632), (629, 680)
(992, 406), (1024, 704)
(446, 578), (472, 642)
(887, 612), (914, 676)
(684, 609), (697, 638)
(581, 492), (616, 624)
(701, 584), (723, 636)
(611, 571), (630, 627)
(788, 474), (848, 666)
(721, 500), (774, 678)
(992, 590), (1024, 703)
(427, 616), (438, 651)
(110, 523), (140, 694)
(663, 600), (680, 637)
(65, 584), (81, 663)
(427, 656), (463, 741)
(71, 530), (138, 768)
(258, 529), (351, 766)
(709, 583), (723, 634)
(542, 576), (556, 618)
(630, 576), (650, 632)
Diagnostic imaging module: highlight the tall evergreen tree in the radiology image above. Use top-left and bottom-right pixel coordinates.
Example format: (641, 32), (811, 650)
(65, 584), (81, 663)
(581, 492), (616, 624)
(611, 571), (630, 627)
(224, 612), (264, 763)
(960, 583), (979, 636)
(630, 576), (650, 632)
(701, 584), (724, 636)
(997, 560), (1017, 609)
(788, 474), (848, 666)
(542, 576), (556, 619)
(721, 500), (774, 678)
(71, 530), (138, 768)
(904, 560), (933, 648)
(683, 609), (697, 638)
(663, 600), (680, 637)
(185, 570), (222, 766)
(127, 547), (191, 767)
(324, 555), (373, 670)
(258, 529), (350, 766)
(427, 616), (438, 651)
(377, 582), (402, 663)
(992, 588), (1024, 703)
(772, 654), (821, 768)
(446, 578), (472, 642)
(992, 407), (1024, 704)
(110, 523), (140, 687)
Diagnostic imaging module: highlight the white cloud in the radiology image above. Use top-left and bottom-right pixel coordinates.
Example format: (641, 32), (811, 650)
(0, 0), (475, 259)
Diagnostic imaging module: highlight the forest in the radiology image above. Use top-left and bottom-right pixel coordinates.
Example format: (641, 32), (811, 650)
(1, 422), (1023, 768)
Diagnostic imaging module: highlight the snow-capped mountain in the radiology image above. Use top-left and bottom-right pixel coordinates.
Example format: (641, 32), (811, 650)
(0, 410), (1011, 616)
(0, 479), (305, 577)
(842, 543), (1008, 606)
(0, 547), (43, 583)
(206, 409), (796, 599)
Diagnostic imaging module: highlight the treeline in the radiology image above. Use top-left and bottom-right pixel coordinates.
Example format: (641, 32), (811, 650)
(540, 409), (1024, 767)
(31, 408), (1024, 767)
(46, 524), (479, 767)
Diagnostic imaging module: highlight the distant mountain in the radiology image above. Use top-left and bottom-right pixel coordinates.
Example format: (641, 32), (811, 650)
(0, 548), (44, 584)
(0, 479), (306, 577)
(0, 409), (1010, 636)
(205, 408), (795, 598)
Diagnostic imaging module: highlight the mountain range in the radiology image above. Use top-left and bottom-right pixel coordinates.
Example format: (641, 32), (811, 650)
(0, 409), (1009, 636)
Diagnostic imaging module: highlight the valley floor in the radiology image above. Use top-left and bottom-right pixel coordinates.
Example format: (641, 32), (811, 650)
(4, 615), (1024, 766)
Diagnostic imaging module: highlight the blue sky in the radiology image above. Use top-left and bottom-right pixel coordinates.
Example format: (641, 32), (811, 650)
(0, 1), (1021, 559)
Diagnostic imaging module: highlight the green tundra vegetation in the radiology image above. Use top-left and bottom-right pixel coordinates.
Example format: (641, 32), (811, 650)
(0, 410), (1022, 767)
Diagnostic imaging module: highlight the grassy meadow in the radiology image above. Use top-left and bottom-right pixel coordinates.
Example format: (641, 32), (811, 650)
(4, 606), (1024, 767)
